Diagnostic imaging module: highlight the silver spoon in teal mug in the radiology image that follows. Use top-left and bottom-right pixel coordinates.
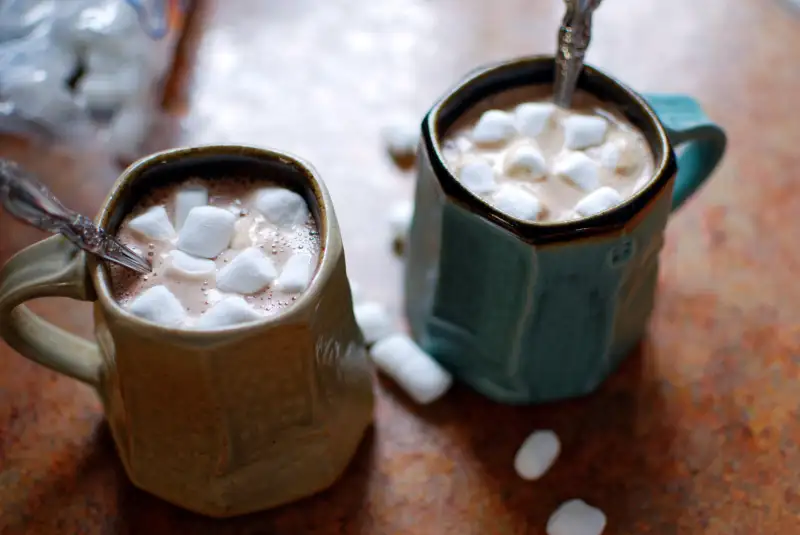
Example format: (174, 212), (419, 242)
(0, 159), (152, 274)
(553, 0), (604, 108)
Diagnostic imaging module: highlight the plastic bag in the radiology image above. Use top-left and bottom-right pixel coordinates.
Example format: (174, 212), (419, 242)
(0, 0), (188, 160)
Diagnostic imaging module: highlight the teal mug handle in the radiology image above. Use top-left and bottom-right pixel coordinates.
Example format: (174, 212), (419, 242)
(645, 94), (727, 211)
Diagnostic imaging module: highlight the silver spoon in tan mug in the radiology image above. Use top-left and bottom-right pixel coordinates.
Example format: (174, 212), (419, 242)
(0, 159), (152, 274)
(553, 0), (604, 108)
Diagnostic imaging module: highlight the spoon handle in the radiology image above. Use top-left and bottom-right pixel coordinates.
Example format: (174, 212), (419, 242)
(0, 159), (152, 274)
(553, 0), (603, 108)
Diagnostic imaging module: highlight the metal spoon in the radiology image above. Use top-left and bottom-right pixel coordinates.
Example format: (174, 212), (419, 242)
(0, 159), (152, 274)
(553, 0), (604, 108)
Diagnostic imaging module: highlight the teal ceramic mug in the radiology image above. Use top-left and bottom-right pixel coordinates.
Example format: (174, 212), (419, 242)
(404, 56), (726, 405)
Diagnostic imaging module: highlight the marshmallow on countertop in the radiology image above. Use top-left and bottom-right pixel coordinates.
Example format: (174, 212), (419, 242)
(503, 144), (548, 179)
(128, 206), (175, 241)
(354, 302), (395, 344)
(491, 184), (543, 221)
(515, 102), (557, 138)
(276, 253), (314, 292)
(563, 115), (609, 150)
(574, 187), (623, 217)
(388, 201), (414, 242)
(174, 186), (208, 230)
(254, 188), (310, 228)
(382, 121), (419, 162)
(217, 247), (278, 294)
(458, 160), (497, 194)
(128, 285), (186, 327)
(370, 333), (453, 404)
(514, 430), (561, 480)
(167, 250), (216, 280)
(547, 499), (607, 535)
(195, 296), (263, 330)
(177, 206), (237, 259)
(553, 152), (600, 192)
(471, 110), (517, 146)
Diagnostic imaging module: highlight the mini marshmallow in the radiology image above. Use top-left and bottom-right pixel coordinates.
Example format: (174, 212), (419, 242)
(177, 206), (237, 259)
(276, 253), (314, 292)
(514, 430), (561, 480)
(503, 144), (548, 179)
(381, 121), (419, 162)
(128, 206), (175, 241)
(217, 247), (278, 294)
(195, 296), (263, 330)
(354, 302), (395, 344)
(388, 201), (414, 242)
(599, 138), (641, 173)
(254, 189), (310, 228)
(515, 102), (556, 138)
(633, 175), (651, 192)
(471, 110), (517, 146)
(574, 187), (623, 217)
(491, 184), (543, 221)
(563, 115), (609, 150)
(174, 186), (208, 230)
(128, 285), (186, 327)
(370, 333), (453, 404)
(553, 152), (600, 192)
(458, 160), (497, 194)
(167, 250), (216, 280)
(547, 499), (607, 535)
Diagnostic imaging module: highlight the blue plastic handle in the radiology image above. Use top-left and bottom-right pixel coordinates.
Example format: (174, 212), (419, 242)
(645, 94), (727, 211)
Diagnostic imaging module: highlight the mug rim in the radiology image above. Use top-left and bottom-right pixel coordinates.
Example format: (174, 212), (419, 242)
(422, 55), (678, 245)
(89, 144), (342, 340)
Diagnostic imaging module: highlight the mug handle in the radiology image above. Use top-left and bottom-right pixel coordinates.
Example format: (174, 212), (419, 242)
(0, 235), (102, 387)
(644, 93), (727, 211)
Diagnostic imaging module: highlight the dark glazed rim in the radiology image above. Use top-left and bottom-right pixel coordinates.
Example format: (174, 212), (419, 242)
(88, 144), (340, 340)
(423, 55), (678, 246)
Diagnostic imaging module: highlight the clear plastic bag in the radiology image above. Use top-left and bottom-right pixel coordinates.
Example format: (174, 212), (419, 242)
(0, 0), (188, 160)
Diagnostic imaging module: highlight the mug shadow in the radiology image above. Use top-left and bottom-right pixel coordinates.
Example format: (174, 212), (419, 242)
(376, 338), (684, 532)
(115, 425), (377, 535)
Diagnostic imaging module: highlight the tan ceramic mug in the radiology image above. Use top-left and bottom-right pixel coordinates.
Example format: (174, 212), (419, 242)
(0, 145), (374, 517)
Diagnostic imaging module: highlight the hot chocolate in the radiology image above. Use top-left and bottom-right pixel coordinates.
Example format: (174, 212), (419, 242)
(441, 85), (655, 222)
(110, 177), (320, 329)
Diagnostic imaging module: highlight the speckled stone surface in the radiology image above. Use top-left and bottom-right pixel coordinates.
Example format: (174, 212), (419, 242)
(1, 0), (799, 533)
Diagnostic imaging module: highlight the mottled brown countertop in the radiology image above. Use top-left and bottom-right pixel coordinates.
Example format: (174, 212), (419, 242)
(1, 0), (799, 533)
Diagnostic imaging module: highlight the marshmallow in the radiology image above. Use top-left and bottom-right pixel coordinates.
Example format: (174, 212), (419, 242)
(514, 430), (561, 480)
(174, 186), (208, 230)
(490, 184), (543, 221)
(230, 218), (254, 249)
(128, 285), (186, 327)
(599, 138), (642, 173)
(349, 280), (366, 305)
(563, 115), (609, 150)
(177, 206), (237, 259)
(370, 334), (453, 404)
(503, 144), (548, 179)
(553, 152), (600, 192)
(471, 110), (517, 146)
(547, 499), (607, 535)
(217, 247), (278, 294)
(388, 201), (414, 242)
(382, 121), (419, 162)
(195, 296), (263, 330)
(354, 302), (395, 344)
(128, 206), (175, 241)
(458, 160), (497, 194)
(515, 102), (556, 138)
(441, 137), (472, 161)
(254, 188), (310, 228)
(276, 253), (314, 292)
(633, 175), (651, 192)
(167, 250), (216, 280)
(574, 187), (623, 217)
